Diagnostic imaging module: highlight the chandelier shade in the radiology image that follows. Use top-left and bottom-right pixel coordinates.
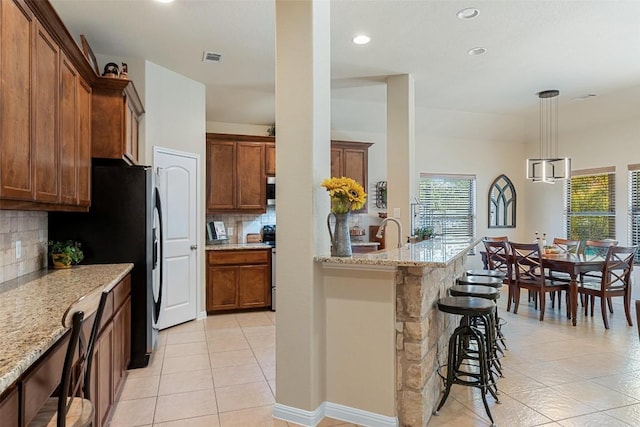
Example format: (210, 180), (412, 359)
(526, 90), (571, 184)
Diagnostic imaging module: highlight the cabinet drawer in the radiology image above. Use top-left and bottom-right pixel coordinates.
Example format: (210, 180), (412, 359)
(208, 250), (269, 265)
(113, 275), (131, 310)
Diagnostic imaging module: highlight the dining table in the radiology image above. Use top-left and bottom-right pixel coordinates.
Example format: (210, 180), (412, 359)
(540, 252), (607, 326)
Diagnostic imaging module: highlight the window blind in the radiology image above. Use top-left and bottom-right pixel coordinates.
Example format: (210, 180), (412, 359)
(565, 169), (616, 241)
(629, 165), (640, 261)
(418, 174), (476, 239)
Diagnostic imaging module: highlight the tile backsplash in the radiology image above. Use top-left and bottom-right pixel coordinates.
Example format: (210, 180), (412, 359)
(207, 207), (276, 244)
(0, 211), (48, 283)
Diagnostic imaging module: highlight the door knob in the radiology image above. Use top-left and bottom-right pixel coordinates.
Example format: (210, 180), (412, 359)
(190, 245), (198, 250)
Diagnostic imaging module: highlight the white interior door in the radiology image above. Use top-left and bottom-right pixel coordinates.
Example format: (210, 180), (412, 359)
(154, 148), (199, 330)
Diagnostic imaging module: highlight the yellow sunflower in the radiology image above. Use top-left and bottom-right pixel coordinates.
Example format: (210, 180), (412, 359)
(321, 177), (367, 213)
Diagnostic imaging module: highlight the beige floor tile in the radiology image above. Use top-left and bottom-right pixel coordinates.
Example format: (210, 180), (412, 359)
(593, 371), (640, 400)
(162, 353), (212, 374)
(264, 311), (276, 324)
(557, 412), (634, 427)
(428, 397), (488, 426)
(242, 325), (275, 338)
(153, 414), (221, 427)
(158, 369), (214, 395)
(246, 333), (276, 349)
(108, 397), (156, 427)
(216, 381), (275, 413)
(164, 341), (209, 358)
(213, 362), (264, 387)
(118, 375), (160, 401)
(154, 389), (218, 423)
(218, 405), (285, 427)
(126, 355), (163, 379)
(204, 314), (240, 330)
(493, 367), (547, 395)
(165, 319), (204, 334)
(252, 346), (275, 366)
(317, 417), (357, 426)
(165, 330), (206, 345)
(463, 393), (552, 426)
(551, 379), (639, 411)
(604, 403), (640, 426)
(208, 335), (250, 352)
(260, 362), (276, 381)
(268, 379), (276, 396)
(508, 388), (598, 420)
(210, 349), (257, 368)
(236, 313), (273, 327)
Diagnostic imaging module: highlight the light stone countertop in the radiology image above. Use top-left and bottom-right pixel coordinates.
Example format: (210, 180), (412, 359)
(205, 243), (273, 250)
(0, 263), (133, 395)
(316, 237), (481, 267)
(350, 242), (380, 247)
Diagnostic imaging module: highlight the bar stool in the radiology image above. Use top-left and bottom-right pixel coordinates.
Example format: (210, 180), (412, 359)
(466, 269), (506, 280)
(450, 284), (503, 375)
(457, 276), (507, 352)
(434, 296), (499, 427)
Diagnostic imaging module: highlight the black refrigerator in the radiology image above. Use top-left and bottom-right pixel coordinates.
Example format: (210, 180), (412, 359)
(49, 163), (163, 369)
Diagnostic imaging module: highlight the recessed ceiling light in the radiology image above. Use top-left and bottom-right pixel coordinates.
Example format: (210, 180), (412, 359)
(467, 47), (487, 56)
(457, 8), (479, 20)
(352, 35), (371, 45)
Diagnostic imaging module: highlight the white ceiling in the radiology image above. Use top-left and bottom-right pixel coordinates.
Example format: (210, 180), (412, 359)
(50, 0), (640, 128)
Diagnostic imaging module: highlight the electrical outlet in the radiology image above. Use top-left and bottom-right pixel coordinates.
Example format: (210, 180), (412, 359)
(16, 240), (22, 259)
(393, 208), (401, 218)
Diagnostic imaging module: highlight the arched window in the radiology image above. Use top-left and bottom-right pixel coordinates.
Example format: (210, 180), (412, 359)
(488, 174), (516, 228)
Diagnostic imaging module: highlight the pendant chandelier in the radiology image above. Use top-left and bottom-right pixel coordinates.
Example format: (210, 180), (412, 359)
(526, 90), (571, 184)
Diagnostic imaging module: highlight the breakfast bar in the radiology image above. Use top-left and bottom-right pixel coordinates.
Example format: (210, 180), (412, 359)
(316, 237), (480, 426)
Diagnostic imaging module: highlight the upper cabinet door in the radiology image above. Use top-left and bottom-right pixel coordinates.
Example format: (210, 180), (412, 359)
(77, 79), (92, 207)
(207, 141), (236, 211)
(0, 0), (34, 201)
(330, 141), (372, 213)
(265, 143), (276, 176)
(59, 52), (78, 205)
(33, 22), (60, 203)
(236, 143), (265, 210)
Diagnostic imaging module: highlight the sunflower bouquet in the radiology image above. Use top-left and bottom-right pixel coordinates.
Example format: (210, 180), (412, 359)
(321, 177), (367, 213)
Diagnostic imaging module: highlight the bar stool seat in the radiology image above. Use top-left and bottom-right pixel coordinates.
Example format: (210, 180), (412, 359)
(450, 284), (500, 301)
(466, 269), (506, 280)
(434, 296), (499, 426)
(457, 275), (503, 288)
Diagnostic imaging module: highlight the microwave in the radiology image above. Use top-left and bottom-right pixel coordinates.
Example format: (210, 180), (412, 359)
(266, 176), (276, 206)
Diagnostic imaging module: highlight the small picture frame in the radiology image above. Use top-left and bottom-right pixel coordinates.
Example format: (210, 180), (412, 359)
(80, 35), (100, 75)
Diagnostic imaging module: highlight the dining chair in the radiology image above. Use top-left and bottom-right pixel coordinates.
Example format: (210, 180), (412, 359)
(578, 245), (637, 330)
(636, 300), (640, 341)
(580, 239), (619, 313)
(547, 238), (581, 308)
(510, 242), (570, 321)
(482, 239), (514, 311)
(30, 286), (108, 427)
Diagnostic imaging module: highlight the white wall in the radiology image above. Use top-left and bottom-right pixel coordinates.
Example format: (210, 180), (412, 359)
(143, 61), (207, 314)
(524, 86), (640, 246)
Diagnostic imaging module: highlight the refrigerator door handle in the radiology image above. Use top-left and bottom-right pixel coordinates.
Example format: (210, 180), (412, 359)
(153, 187), (164, 324)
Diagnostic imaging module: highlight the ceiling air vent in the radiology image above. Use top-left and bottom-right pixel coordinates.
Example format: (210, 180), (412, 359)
(202, 51), (222, 63)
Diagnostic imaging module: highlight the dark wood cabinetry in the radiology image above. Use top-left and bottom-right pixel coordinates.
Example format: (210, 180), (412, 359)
(206, 134), (273, 213)
(206, 250), (271, 312)
(0, 274), (131, 427)
(0, 0), (93, 211)
(331, 140), (373, 213)
(91, 78), (144, 164)
(265, 142), (276, 176)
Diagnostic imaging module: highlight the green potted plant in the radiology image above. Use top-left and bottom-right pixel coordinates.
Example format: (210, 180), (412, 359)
(413, 226), (434, 241)
(48, 240), (84, 269)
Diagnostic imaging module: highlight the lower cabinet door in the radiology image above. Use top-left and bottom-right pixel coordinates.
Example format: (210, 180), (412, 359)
(0, 387), (19, 427)
(95, 322), (113, 427)
(207, 266), (238, 311)
(238, 265), (270, 308)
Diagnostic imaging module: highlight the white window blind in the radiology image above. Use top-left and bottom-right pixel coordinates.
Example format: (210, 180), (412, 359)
(418, 173), (476, 239)
(565, 167), (616, 241)
(629, 164), (640, 261)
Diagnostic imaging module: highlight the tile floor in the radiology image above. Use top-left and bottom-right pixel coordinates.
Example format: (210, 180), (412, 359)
(108, 281), (640, 427)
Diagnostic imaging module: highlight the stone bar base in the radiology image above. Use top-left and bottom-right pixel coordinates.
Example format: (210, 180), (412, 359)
(395, 255), (467, 426)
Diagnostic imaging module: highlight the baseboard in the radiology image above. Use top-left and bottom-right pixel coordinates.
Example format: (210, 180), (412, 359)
(197, 310), (207, 320)
(273, 402), (325, 426)
(273, 402), (397, 427)
(325, 402), (398, 427)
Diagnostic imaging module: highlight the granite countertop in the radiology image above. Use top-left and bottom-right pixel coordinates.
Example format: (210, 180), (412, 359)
(350, 242), (380, 247)
(0, 263), (133, 395)
(206, 243), (273, 250)
(316, 237), (481, 267)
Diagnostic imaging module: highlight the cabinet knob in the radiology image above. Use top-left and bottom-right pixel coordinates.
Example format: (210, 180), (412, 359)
(190, 245), (198, 250)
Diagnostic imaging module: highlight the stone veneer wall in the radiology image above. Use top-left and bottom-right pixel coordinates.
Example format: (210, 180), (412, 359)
(0, 211), (48, 283)
(395, 254), (468, 426)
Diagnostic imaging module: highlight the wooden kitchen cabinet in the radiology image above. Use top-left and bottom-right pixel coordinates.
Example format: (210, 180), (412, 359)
(91, 78), (144, 164)
(331, 140), (373, 213)
(206, 133), (273, 213)
(0, 0), (93, 211)
(0, 387), (19, 427)
(206, 249), (271, 312)
(265, 142), (276, 176)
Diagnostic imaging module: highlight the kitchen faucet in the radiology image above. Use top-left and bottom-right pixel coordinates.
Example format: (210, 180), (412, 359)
(376, 217), (403, 248)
